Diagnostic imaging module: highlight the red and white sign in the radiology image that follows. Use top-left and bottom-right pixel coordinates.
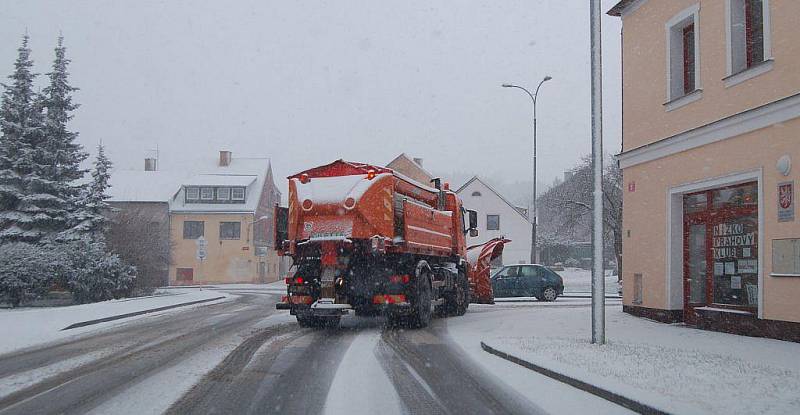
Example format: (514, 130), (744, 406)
(778, 181), (794, 222)
(628, 181), (636, 192)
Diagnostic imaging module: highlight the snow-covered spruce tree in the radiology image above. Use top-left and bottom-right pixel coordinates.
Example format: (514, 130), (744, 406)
(63, 238), (136, 303)
(0, 242), (65, 307)
(0, 34), (46, 244)
(39, 36), (88, 241)
(69, 144), (111, 239)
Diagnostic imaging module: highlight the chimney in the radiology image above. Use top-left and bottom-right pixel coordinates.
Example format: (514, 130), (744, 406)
(144, 158), (158, 171)
(219, 150), (232, 167)
(413, 157), (423, 167)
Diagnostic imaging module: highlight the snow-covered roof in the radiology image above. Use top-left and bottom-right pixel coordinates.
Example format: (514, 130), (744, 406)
(182, 174), (256, 187)
(108, 170), (190, 203)
(109, 156), (275, 214)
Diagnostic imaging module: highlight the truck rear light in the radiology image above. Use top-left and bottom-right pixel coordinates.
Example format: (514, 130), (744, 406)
(295, 276), (304, 284)
(372, 294), (407, 304)
(344, 197), (356, 209)
(388, 274), (410, 284)
(284, 278), (291, 285)
(302, 199), (313, 211)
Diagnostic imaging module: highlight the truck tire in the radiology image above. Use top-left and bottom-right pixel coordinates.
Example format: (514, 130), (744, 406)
(407, 263), (433, 328)
(439, 270), (470, 316)
(454, 270), (470, 316)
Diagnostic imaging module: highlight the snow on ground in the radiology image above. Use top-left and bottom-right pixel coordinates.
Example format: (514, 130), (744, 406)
(323, 328), (403, 415)
(558, 267), (619, 293)
(0, 288), (233, 356)
(448, 302), (800, 414)
(86, 312), (297, 415)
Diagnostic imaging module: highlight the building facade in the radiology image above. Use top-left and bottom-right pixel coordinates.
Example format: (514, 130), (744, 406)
(457, 176), (532, 265)
(610, 0), (800, 341)
(109, 151), (282, 286)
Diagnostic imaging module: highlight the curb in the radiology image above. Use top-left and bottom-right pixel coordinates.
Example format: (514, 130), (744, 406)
(480, 341), (670, 415)
(61, 296), (226, 331)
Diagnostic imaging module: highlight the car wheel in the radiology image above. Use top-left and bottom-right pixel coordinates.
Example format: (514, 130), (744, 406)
(541, 286), (558, 302)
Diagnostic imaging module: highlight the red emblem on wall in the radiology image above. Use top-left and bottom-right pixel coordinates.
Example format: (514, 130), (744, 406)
(628, 182), (636, 192)
(779, 183), (793, 209)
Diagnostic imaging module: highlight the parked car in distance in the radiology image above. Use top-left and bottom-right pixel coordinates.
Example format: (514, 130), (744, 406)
(490, 264), (564, 301)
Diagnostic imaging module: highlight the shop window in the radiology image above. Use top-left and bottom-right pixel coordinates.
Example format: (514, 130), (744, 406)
(684, 192), (707, 213)
(712, 183), (757, 209)
(220, 221), (241, 240)
(183, 221), (204, 239)
(712, 214), (758, 307)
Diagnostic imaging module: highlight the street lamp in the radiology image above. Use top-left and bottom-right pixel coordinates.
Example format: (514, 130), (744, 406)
(502, 75), (552, 264)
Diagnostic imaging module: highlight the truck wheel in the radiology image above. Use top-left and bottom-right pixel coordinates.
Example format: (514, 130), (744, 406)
(454, 270), (470, 316)
(410, 270), (433, 328)
(439, 270), (469, 316)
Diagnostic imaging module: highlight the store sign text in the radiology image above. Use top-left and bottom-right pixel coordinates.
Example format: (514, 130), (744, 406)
(712, 223), (755, 259)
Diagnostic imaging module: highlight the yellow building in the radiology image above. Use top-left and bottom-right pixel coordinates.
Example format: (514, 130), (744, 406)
(609, 0), (800, 341)
(167, 151), (282, 285)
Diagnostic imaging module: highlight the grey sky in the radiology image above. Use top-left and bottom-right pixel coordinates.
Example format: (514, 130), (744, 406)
(1, 0), (622, 199)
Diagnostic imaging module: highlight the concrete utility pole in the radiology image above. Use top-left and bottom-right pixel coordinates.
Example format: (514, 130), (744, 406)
(590, 0), (606, 345)
(501, 77), (552, 264)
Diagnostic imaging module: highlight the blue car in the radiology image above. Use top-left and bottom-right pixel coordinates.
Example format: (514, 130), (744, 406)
(491, 264), (564, 301)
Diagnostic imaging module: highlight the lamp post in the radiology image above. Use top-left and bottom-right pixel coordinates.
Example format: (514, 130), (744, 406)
(502, 76), (552, 264)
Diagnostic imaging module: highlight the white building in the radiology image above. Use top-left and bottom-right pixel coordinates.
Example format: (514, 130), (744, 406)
(457, 176), (532, 265)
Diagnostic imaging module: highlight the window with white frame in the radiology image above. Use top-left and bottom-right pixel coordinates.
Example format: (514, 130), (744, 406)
(727, 0), (770, 75)
(666, 5), (700, 102)
(486, 214), (500, 231)
(200, 187), (214, 200)
(186, 187), (199, 201)
(217, 187), (231, 200)
(231, 187), (245, 201)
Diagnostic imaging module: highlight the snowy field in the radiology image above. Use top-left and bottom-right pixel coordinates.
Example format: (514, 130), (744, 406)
(557, 267), (619, 293)
(0, 288), (233, 355)
(447, 301), (800, 414)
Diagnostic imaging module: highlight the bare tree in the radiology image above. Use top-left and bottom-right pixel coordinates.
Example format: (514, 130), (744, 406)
(538, 156), (623, 279)
(106, 207), (172, 293)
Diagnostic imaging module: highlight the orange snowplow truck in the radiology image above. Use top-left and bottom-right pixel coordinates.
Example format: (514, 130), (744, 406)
(274, 159), (488, 328)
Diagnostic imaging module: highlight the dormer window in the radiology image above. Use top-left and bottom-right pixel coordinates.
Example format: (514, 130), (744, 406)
(186, 187), (199, 201)
(472, 191), (482, 197)
(231, 187), (245, 201)
(200, 187), (214, 200)
(217, 187), (231, 200)
(184, 186), (246, 204)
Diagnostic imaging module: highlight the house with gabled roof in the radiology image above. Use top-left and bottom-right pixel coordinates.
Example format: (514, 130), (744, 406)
(109, 150), (283, 286)
(386, 153), (435, 186)
(457, 176), (532, 266)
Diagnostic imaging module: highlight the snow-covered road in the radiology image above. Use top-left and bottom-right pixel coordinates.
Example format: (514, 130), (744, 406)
(0, 288), (634, 415)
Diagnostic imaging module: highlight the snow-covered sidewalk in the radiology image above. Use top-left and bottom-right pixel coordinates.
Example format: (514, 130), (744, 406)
(448, 302), (800, 414)
(0, 288), (233, 356)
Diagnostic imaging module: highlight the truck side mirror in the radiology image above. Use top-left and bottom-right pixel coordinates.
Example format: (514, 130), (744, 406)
(274, 205), (289, 250)
(467, 209), (478, 230)
(469, 228), (479, 238)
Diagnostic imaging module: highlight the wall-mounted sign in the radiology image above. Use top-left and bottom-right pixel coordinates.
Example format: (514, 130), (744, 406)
(778, 181), (794, 222)
(772, 238), (800, 276)
(628, 182), (636, 192)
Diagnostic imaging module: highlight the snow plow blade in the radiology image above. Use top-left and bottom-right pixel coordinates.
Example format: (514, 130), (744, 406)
(466, 237), (510, 304)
